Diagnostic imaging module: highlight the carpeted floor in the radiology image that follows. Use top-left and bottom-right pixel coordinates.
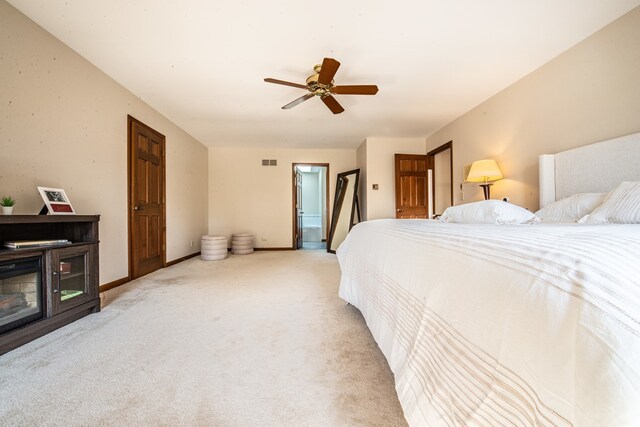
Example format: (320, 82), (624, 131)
(0, 250), (407, 426)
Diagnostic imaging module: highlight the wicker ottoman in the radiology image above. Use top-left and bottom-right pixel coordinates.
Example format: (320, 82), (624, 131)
(201, 235), (228, 261)
(231, 233), (254, 255)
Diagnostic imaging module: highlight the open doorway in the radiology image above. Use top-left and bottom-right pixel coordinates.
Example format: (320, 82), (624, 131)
(292, 163), (330, 250)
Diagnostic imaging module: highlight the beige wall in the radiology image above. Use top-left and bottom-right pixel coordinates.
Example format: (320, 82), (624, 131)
(208, 148), (356, 248)
(360, 138), (426, 220)
(426, 6), (640, 210)
(0, 1), (209, 284)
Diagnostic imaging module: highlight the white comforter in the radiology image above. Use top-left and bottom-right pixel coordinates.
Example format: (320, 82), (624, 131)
(337, 219), (640, 427)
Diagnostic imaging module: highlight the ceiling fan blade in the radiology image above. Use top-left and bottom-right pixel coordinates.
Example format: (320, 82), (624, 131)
(321, 95), (345, 114)
(331, 85), (379, 95)
(317, 58), (340, 85)
(264, 78), (307, 90)
(282, 93), (315, 109)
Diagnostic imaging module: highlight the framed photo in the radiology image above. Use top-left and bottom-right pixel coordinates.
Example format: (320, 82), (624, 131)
(37, 187), (76, 215)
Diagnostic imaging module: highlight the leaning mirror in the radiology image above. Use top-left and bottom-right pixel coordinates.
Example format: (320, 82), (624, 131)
(327, 169), (360, 253)
(427, 141), (453, 218)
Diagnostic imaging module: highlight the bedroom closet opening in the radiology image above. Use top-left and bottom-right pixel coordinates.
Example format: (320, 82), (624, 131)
(292, 163), (329, 250)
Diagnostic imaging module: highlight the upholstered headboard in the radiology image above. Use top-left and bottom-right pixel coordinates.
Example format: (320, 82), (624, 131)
(539, 132), (640, 207)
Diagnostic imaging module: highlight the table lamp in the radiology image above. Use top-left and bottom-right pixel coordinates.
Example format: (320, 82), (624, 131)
(466, 159), (503, 200)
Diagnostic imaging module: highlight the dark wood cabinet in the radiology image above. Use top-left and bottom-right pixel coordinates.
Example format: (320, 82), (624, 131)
(0, 215), (100, 355)
(49, 244), (97, 315)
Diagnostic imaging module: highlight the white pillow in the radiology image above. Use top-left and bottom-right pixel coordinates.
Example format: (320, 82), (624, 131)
(579, 182), (640, 224)
(440, 200), (537, 224)
(535, 193), (607, 223)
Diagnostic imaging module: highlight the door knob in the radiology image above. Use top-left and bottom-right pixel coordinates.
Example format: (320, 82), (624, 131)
(133, 206), (143, 211)
(396, 209), (403, 212)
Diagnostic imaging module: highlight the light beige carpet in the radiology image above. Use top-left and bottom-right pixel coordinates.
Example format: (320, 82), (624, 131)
(0, 250), (407, 426)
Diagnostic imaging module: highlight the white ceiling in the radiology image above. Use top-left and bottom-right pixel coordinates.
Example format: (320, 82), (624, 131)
(8, 0), (640, 149)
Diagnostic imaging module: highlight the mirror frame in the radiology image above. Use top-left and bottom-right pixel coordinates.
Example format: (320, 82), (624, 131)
(327, 169), (360, 254)
(427, 141), (453, 217)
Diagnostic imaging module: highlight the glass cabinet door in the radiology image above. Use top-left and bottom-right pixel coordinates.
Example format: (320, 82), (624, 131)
(50, 245), (95, 314)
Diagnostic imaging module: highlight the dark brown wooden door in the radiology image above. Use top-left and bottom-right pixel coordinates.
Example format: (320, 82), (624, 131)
(128, 116), (166, 279)
(394, 154), (429, 219)
(295, 168), (303, 249)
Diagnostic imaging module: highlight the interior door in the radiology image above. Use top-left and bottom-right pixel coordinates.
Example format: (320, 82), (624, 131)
(128, 116), (166, 279)
(294, 168), (304, 249)
(394, 154), (429, 218)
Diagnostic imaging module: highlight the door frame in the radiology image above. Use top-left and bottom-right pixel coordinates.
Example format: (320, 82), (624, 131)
(127, 115), (167, 279)
(426, 141), (453, 216)
(291, 163), (330, 249)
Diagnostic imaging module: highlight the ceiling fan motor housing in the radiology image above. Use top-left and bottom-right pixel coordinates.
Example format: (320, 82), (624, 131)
(306, 70), (333, 96)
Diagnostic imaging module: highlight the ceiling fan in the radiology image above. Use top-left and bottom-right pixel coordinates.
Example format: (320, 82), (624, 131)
(264, 57), (379, 114)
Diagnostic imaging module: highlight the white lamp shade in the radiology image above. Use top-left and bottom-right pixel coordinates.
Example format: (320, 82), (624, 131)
(466, 159), (503, 183)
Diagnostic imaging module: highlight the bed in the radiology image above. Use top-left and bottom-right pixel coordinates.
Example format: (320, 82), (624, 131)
(336, 132), (640, 426)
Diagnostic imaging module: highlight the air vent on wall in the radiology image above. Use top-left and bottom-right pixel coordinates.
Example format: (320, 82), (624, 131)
(261, 159), (278, 166)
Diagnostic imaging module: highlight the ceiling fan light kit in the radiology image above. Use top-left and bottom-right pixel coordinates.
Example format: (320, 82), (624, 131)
(264, 57), (379, 114)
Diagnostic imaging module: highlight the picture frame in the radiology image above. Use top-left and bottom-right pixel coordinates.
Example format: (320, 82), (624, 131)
(37, 187), (76, 215)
